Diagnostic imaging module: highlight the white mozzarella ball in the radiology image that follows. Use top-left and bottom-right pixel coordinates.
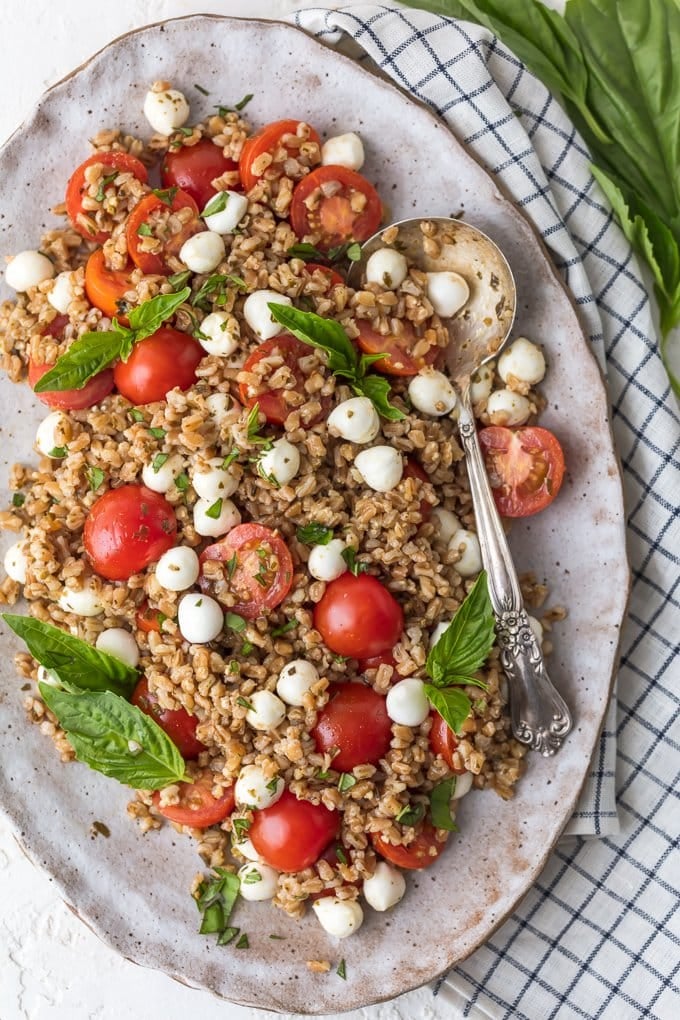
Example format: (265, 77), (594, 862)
(429, 620), (452, 649)
(452, 771), (474, 799)
(486, 388), (532, 426)
(155, 546), (200, 592)
(95, 628), (140, 668)
(196, 311), (240, 357)
(470, 363), (495, 405)
(498, 337), (546, 386)
(430, 508), (461, 545)
(193, 496), (241, 538)
(235, 764), (284, 810)
(143, 87), (190, 135)
(192, 457), (239, 500)
(35, 411), (70, 458)
(276, 659), (320, 707)
(408, 369), (457, 417)
(312, 897), (364, 939)
(321, 132), (365, 171)
(327, 397), (380, 444)
(426, 271), (470, 318)
(449, 529), (483, 578)
(365, 248), (408, 289)
(237, 861), (280, 901)
(5, 250), (55, 292)
(528, 615), (544, 644)
(4, 541), (28, 584)
(179, 231), (225, 274)
(58, 582), (104, 617)
(362, 862), (406, 912)
(257, 438), (300, 487)
(141, 453), (184, 494)
(245, 690), (287, 731)
(307, 539), (347, 582)
(47, 272), (76, 314)
(202, 190), (249, 234)
(205, 392), (233, 423)
(233, 836), (261, 862)
(354, 446), (403, 492)
(177, 593), (224, 644)
(243, 290), (292, 341)
(386, 677), (429, 727)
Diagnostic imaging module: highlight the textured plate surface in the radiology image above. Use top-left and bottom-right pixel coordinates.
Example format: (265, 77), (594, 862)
(0, 14), (629, 1015)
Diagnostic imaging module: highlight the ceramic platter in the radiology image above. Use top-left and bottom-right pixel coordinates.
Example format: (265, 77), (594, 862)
(0, 15), (629, 1015)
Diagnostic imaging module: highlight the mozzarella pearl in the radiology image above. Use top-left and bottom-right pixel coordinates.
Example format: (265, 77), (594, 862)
(257, 438), (300, 487)
(177, 593), (224, 644)
(205, 392), (233, 423)
(321, 132), (365, 171)
(486, 389), (532, 426)
(365, 248), (408, 289)
(243, 290), (292, 341)
(155, 546), (200, 592)
(202, 190), (249, 234)
(528, 615), (544, 644)
(196, 311), (240, 357)
(193, 496), (241, 538)
(4, 540), (28, 584)
(48, 272), (76, 314)
(452, 772), (474, 799)
(312, 897), (364, 939)
(192, 457), (239, 500)
(429, 620), (452, 649)
(35, 411), (71, 458)
(143, 87), (190, 135)
(426, 271), (470, 318)
(386, 678), (429, 727)
(95, 628), (140, 668)
(362, 862), (406, 912)
(245, 690), (287, 731)
(5, 250), (55, 292)
(449, 529), (483, 577)
(470, 363), (495, 405)
(354, 446), (403, 492)
(179, 231), (225, 274)
(141, 453), (184, 494)
(430, 508), (461, 545)
(498, 337), (546, 386)
(276, 659), (320, 707)
(233, 836), (261, 862)
(58, 582), (104, 617)
(327, 397), (380, 444)
(237, 862), (280, 902)
(408, 369), (457, 417)
(307, 539), (347, 582)
(235, 764), (284, 810)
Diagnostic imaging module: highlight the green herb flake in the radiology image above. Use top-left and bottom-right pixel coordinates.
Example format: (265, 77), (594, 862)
(168, 270), (192, 290)
(217, 926), (240, 946)
(194, 83), (210, 95)
(95, 171), (118, 203)
(232, 817), (251, 839)
(245, 403), (273, 448)
(205, 497), (223, 520)
(177, 127), (194, 137)
(266, 778), (280, 795)
(341, 547), (367, 576)
(203, 191), (230, 217)
(221, 448), (240, 469)
(269, 934), (286, 940)
(196, 867), (240, 945)
(228, 660), (240, 674)
(136, 222), (153, 237)
(316, 769), (331, 780)
(395, 802), (426, 827)
(86, 466), (105, 492)
(295, 522), (334, 545)
(270, 620), (297, 638)
(148, 427), (167, 440)
(152, 453), (169, 474)
(337, 959), (347, 980)
(47, 446), (68, 459)
(429, 777), (459, 832)
(174, 472), (190, 492)
(241, 640), (254, 655)
(236, 933), (249, 949)
(243, 869), (262, 885)
(152, 186), (178, 206)
(337, 773), (357, 794)
(226, 552), (238, 579)
(128, 408), (145, 423)
(11, 492), (26, 508)
(336, 846), (348, 865)
(236, 696), (254, 711)
(225, 612), (247, 633)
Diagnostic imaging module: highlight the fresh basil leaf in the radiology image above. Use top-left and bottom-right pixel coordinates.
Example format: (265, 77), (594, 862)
(424, 683), (471, 735)
(429, 778), (459, 831)
(295, 522), (334, 545)
(39, 684), (187, 789)
(86, 466), (106, 492)
(338, 773), (357, 793)
(395, 802), (426, 826)
(225, 612), (247, 633)
(127, 287), (191, 339)
(203, 191), (230, 217)
(426, 572), (495, 686)
(286, 242), (326, 261)
(341, 547), (367, 576)
(352, 373), (406, 421)
(33, 330), (126, 393)
(267, 304), (357, 376)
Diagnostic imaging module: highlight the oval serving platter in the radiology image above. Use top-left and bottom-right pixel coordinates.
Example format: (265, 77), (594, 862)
(0, 14), (628, 1015)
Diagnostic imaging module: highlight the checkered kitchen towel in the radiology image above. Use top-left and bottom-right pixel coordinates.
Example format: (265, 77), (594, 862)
(293, 5), (680, 1017)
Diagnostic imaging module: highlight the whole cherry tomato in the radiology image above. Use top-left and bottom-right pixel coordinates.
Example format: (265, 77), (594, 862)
(161, 138), (241, 209)
(313, 573), (403, 659)
(312, 682), (392, 772)
(113, 327), (203, 405)
(29, 359), (114, 411)
(249, 789), (339, 872)
(152, 770), (234, 828)
(131, 677), (206, 760)
(83, 485), (176, 581)
(429, 711), (467, 774)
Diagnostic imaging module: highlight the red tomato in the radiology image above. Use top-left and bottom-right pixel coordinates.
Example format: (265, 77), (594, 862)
(126, 189), (200, 275)
(113, 326), (203, 405)
(199, 523), (294, 620)
(161, 138), (241, 209)
(304, 263), (344, 287)
(84, 249), (134, 321)
(478, 425), (566, 518)
(28, 358), (114, 411)
(403, 457), (432, 521)
(312, 682), (392, 772)
(429, 711), (467, 774)
(83, 485), (177, 581)
(290, 166), (382, 251)
(131, 677), (206, 760)
(313, 573), (403, 659)
(238, 335), (329, 426)
(239, 119), (321, 192)
(65, 152), (148, 244)
(136, 602), (162, 633)
(356, 321), (440, 377)
(309, 841), (357, 900)
(358, 650), (397, 673)
(152, 770), (235, 828)
(249, 789), (339, 872)
(371, 823), (446, 870)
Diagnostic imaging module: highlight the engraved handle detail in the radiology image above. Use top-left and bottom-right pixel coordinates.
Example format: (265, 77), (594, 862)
(457, 396), (572, 756)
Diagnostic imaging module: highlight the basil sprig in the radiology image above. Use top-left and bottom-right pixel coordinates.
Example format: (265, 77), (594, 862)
(268, 304), (405, 420)
(34, 288), (191, 393)
(429, 777), (459, 832)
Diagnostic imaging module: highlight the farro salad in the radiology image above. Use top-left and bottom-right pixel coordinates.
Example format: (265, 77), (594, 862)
(0, 80), (566, 949)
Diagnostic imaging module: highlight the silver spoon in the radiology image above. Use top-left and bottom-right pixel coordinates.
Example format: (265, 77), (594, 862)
(348, 217), (572, 756)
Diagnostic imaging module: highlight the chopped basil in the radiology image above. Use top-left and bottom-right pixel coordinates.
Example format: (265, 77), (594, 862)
(232, 817), (251, 839)
(429, 778), (459, 832)
(225, 612), (246, 633)
(236, 696), (254, 711)
(228, 660), (240, 674)
(136, 222), (153, 237)
(226, 552), (238, 579)
(266, 778), (280, 794)
(148, 427), (167, 440)
(335, 846), (348, 865)
(168, 270), (192, 290)
(129, 408), (145, 423)
(316, 769), (331, 780)
(337, 773), (357, 793)
(245, 403), (273, 448)
(151, 186), (178, 206)
(11, 492), (25, 507)
(395, 802), (426, 827)
(214, 94), (253, 117)
(205, 498), (223, 520)
(218, 926), (240, 945)
(203, 191), (230, 217)
(221, 448), (240, 469)
(295, 522), (334, 545)
(243, 868), (262, 884)
(48, 446), (68, 459)
(86, 466), (105, 492)
(95, 171), (118, 203)
(241, 640), (254, 655)
(152, 453), (169, 473)
(196, 868), (240, 944)
(191, 272), (245, 312)
(174, 472), (190, 492)
(194, 83), (210, 96)
(269, 934), (286, 940)
(236, 933), (249, 949)
(270, 620), (297, 638)
(337, 959), (347, 980)
(341, 547), (367, 576)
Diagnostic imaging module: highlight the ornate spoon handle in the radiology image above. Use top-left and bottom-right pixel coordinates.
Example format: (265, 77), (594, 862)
(457, 395), (572, 756)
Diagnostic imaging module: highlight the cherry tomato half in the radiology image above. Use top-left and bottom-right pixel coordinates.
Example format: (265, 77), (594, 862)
(135, 601), (162, 634)
(356, 321), (440, 377)
(312, 682), (392, 772)
(371, 822), (446, 870)
(161, 138), (241, 210)
(113, 327), (203, 405)
(84, 249), (135, 322)
(126, 189), (199, 275)
(66, 152), (148, 244)
(83, 485), (177, 581)
(478, 425), (566, 518)
(313, 573), (403, 659)
(290, 166), (382, 251)
(429, 711), (467, 774)
(304, 263), (344, 287)
(358, 650), (397, 674)
(249, 789), (339, 873)
(29, 358), (114, 411)
(239, 119), (321, 192)
(309, 841), (358, 900)
(199, 522), (294, 620)
(238, 335), (329, 426)
(403, 457), (433, 521)
(131, 677), (206, 760)
(152, 770), (235, 828)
